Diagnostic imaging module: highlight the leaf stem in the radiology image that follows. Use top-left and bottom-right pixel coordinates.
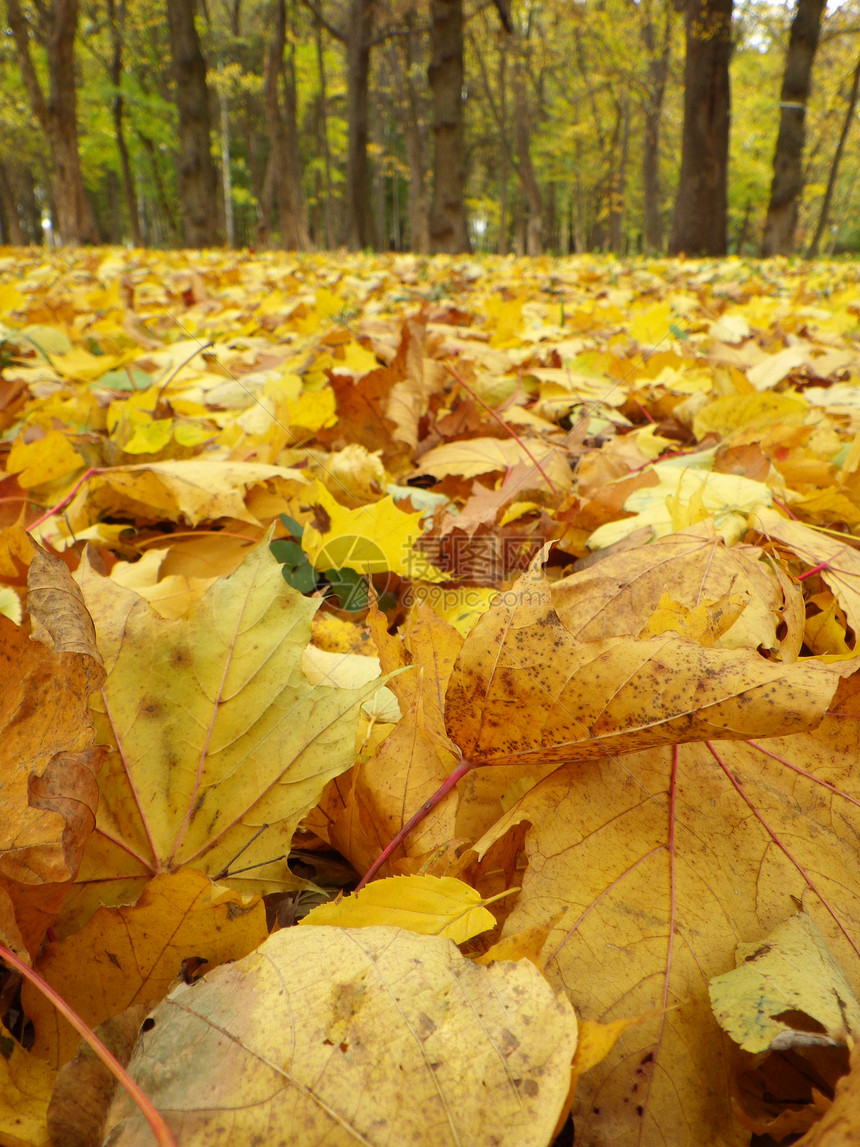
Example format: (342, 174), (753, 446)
(0, 942), (177, 1147)
(27, 467), (103, 532)
(444, 359), (559, 494)
(356, 755), (476, 890)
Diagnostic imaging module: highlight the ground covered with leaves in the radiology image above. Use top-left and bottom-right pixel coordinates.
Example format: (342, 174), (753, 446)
(1, 249), (860, 1147)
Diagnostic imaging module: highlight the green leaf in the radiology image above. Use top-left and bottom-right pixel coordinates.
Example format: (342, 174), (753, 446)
(322, 567), (368, 612)
(270, 539), (306, 567)
(278, 514), (304, 539)
(282, 561), (318, 595)
(92, 368), (154, 392)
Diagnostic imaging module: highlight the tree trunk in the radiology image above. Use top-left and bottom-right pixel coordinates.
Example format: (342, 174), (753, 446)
(428, 0), (470, 252)
(107, 0), (142, 245)
(218, 70), (235, 247)
(608, 96), (630, 254)
(498, 32), (509, 255)
(513, 55), (542, 255)
(761, 0), (827, 255)
(263, 0), (310, 250)
(6, 0), (99, 244)
(0, 162), (24, 245)
(388, 15), (430, 253)
(807, 50), (860, 257)
(346, 0), (375, 249)
(640, 0), (672, 253)
(668, 0), (733, 256)
(166, 0), (220, 246)
(314, 16), (335, 248)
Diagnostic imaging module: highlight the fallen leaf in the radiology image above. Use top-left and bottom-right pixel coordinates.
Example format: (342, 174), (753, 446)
(301, 480), (445, 580)
(0, 549), (105, 953)
(0, 1024), (55, 1147)
(310, 602), (463, 875)
(104, 925), (578, 1147)
(751, 507), (860, 642)
(795, 1041), (860, 1146)
(47, 1004), (150, 1147)
(300, 874), (497, 942)
(69, 534), (380, 915)
(553, 523), (795, 655)
(709, 909), (860, 1054)
(445, 557), (837, 769)
(23, 869), (267, 1067)
(32, 460), (307, 548)
(417, 436), (572, 489)
(468, 681), (860, 1146)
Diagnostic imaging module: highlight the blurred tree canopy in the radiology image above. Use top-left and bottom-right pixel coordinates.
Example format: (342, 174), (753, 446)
(0, 0), (858, 255)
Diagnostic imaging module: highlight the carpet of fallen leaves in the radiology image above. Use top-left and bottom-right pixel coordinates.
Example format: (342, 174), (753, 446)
(2, 248), (860, 1147)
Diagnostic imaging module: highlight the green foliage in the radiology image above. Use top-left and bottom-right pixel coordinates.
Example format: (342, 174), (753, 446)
(270, 515), (369, 612)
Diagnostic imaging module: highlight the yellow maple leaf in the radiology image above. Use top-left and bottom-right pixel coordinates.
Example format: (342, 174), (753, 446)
(302, 480), (446, 579)
(73, 532), (381, 906)
(6, 431), (84, 489)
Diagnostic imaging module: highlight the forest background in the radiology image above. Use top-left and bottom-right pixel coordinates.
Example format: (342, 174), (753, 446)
(2, 0), (860, 259)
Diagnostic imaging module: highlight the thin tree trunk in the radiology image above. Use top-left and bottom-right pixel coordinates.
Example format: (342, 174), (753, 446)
(498, 32), (509, 254)
(428, 0), (470, 252)
(219, 72), (235, 247)
(346, 0), (375, 249)
(282, 0), (311, 248)
(388, 15), (430, 253)
(135, 129), (182, 243)
(166, 0), (220, 246)
(669, 0), (733, 256)
(609, 96), (630, 253)
(736, 197), (752, 253)
(807, 50), (860, 257)
(761, 0), (827, 255)
(314, 17), (335, 248)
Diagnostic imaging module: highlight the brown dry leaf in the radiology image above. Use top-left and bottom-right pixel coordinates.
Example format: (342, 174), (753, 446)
(709, 909), (860, 1141)
(417, 436), (571, 491)
(384, 318), (448, 449)
(312, 602), (463, 875)
(467, 671), (860, 1146)
(47, 1004), (150, 1147)
(0, 549), (105, 954)
(104, 925), (578, 1147)
(795, 1041), (860, 1146)
(23, 869), (267, 1068)
(445, 556), (837, 769)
